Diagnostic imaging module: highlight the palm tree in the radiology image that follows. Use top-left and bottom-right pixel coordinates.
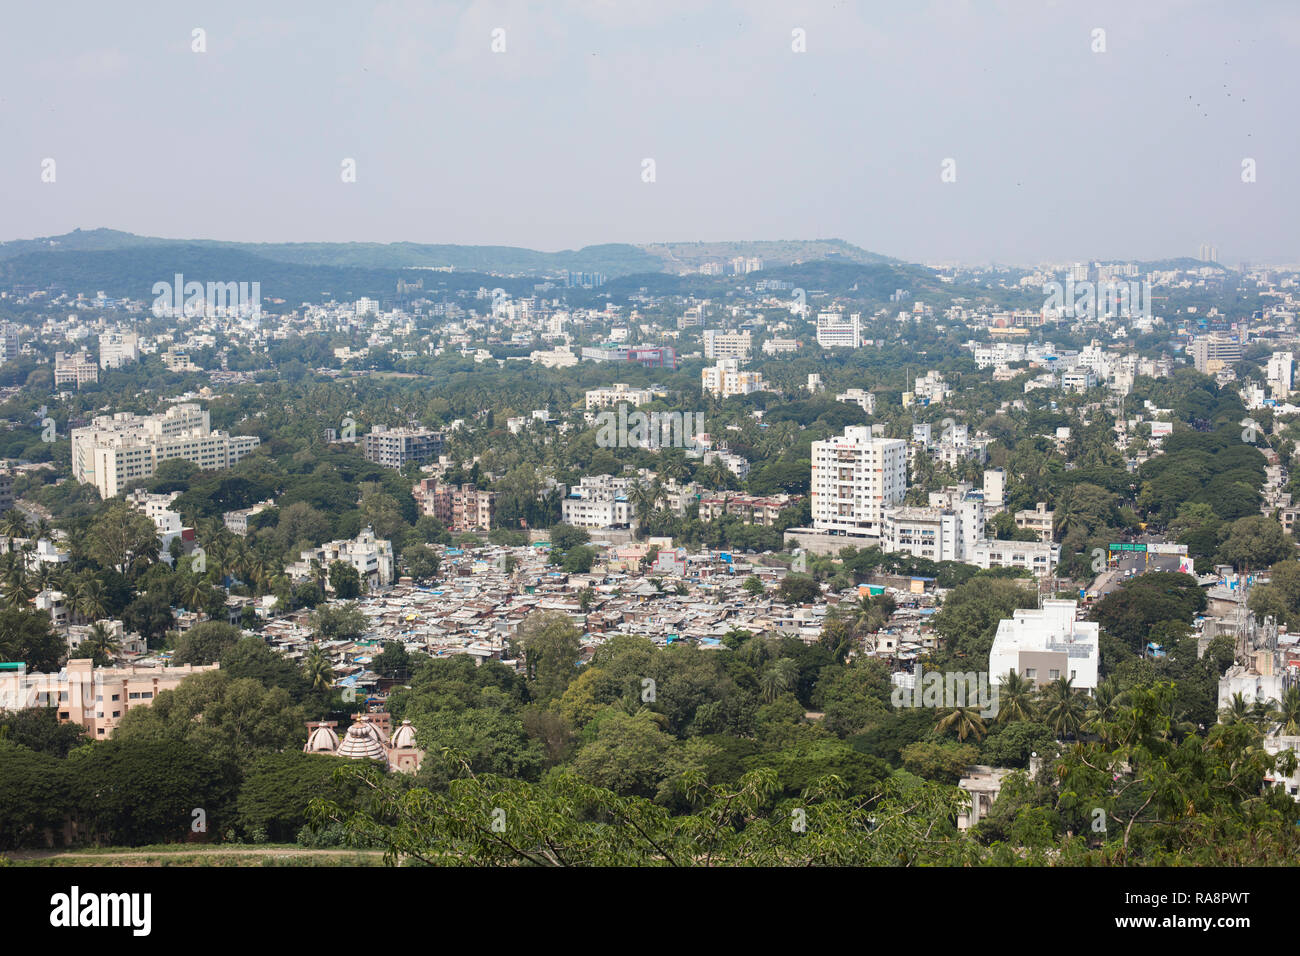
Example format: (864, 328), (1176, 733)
(995, 670), (1036, 724)
(1276, 686), (1300, 736)
(1039, 676), (1087, 739)
(936, 705), (988, 742)
(2, 556), (32, 609)
(31, 517), (52, 543)
(1084, 677), (1126, 739)
(83, 622), (121, 662)
(177, 575), (208, 614)
(760, 658), (799, 703)
(1, 509), (30, 548)
(1248, 697), (1279, 732)
(73, 575), (108, 624)
(302, 644), (335, 692)
(1220, 691), (1252, 726)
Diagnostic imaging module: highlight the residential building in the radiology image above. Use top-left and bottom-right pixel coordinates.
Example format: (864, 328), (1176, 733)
(363, 426), (445, 469)
(287, 527), (394, 592)
(54, 350), (98, 387)
(701, 358), (766, 398)
(412, 479), (496, 533)
(0, 658), (219, 739)
(835, 389), (876, 414)
(815, 311), (862, 349)
(810, 426), (908, 538)
(70, 404), (261, 499)
(983, 468), (1006, 511)
(697, 493), (800, 526)
(702, 329), (753, 362)
(988, 599), (1099, 691)
(561, 475), (632, 529)
(585, 383), (656, 410)
(971, 539), (1060, 577)
(1014, 503), (1055, 543)
(98, 331), (140, 369)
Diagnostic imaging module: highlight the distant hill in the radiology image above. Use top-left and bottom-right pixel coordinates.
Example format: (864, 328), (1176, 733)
(0, 229), (894, 278)
(638, 239), (897, 273)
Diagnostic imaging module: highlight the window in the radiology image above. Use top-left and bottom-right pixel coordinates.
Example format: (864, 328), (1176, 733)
(142, 692), (153, 699)
(129, 692), (140, 699)
(112, 711), (120, 718)
(1049, 669), (1060, 680)
(1025, 668), (1037, 680)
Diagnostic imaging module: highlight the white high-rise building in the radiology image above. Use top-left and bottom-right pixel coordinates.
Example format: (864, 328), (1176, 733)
(810, 426), (907, 538)
(99, 331), (140, 370)
(703, 329), (753, 362)
(983, 468), (1006, 511)
(702, 359), (765, 397)
(1267, 351), (1293, 399)
(816, 311), (862, 349)
(71, 404), (261, 499)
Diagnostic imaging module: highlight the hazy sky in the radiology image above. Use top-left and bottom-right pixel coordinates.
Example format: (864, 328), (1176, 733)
(2, 0), (1297, 265)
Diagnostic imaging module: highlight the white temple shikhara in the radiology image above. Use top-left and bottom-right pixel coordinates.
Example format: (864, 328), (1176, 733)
(305, 714), (423, 773)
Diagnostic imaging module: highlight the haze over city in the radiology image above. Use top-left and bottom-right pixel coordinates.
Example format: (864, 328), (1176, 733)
(3, 0), (1298, 264)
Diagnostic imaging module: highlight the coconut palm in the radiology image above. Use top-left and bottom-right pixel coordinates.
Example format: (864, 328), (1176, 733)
(1219, 692), (1252, 726)
(1248, 697), (1279, 732)
(760, 658), (799, 703)
(935, 704), (988, 742)
(1039, 676), (1087, 740)
(1, 509), (30, 547)
(302, 644), (335, 691)
(1084, 677), (1126, 739)
(83, 622), (121, 662)
(1276, 686), (1300, 736)
(73, 575), (108, 624)
(995, 670), (1036, 724)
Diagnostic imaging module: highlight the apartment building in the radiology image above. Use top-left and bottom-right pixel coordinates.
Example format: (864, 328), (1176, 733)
(561, 475), (633, 529)
(835, 389), (876, 414)
(98, 331), (140, 369)
(881, 484), (986, 563)
(970, 539), (1060, 577)
(988, 600), (1099, 691)
(287, 527), (394, 592)
(702, 329), (753, 362)
(1014, 502), (1055, 542)
(0, 324), (20, 365)
(53, 350), (98, 388)
(71, 404), (261, 499)
(0, 658), (219, 739)
(412, 479), (496, 532)
(762, 338), (800, 355)
(1189, 334), (1244, 374)
(1267, 351), (1293, 398)
(810, 426), (908, 538)
(701, 359), (766, 398)
(815, 311), (862, 349)
(363, 425), (445, 469)
(585, 383), (656, 410)
(983, 468), (1006, 511)
(697, 492), (799, 526)
(223, 499), (276, 535)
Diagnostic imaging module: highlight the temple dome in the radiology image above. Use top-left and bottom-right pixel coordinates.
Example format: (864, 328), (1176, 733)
(335, 721), (387, 761)
(391, 720), (418, 749)
(304, 723), (339, 753)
